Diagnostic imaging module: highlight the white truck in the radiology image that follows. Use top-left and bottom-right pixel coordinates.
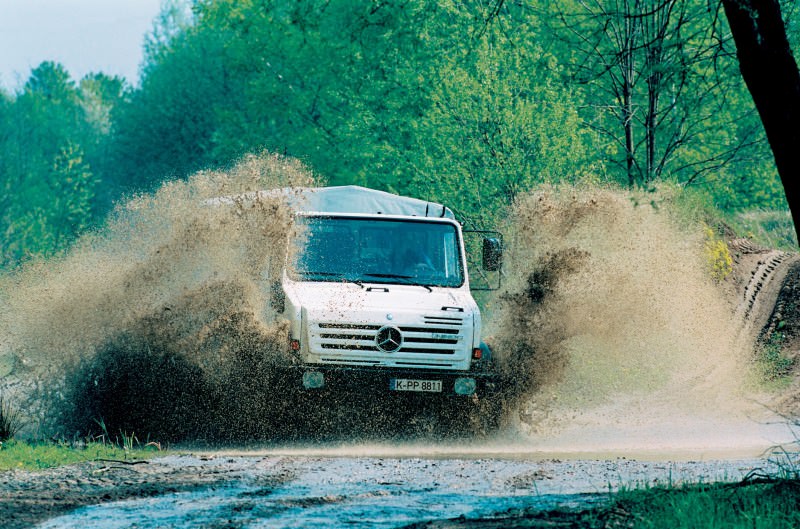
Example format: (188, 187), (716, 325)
(221, 186), (502, 401)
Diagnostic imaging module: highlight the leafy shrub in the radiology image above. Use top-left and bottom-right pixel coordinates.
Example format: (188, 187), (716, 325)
(0, 394), (22, 441)
(704, 226), (733, 282)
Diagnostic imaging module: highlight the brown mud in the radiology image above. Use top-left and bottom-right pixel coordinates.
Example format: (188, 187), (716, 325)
(0, 154), (312, 441)
(487, 187), (790, 448)
(0, 456), (288, 529)
(0, 155), (497, 442)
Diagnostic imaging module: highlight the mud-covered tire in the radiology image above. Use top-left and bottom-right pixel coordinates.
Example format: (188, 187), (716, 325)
(471, 395), (505, 435)
(431, 395), (504, 437)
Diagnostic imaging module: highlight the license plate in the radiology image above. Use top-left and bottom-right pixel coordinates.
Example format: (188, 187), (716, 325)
(390, 379), (443, 392)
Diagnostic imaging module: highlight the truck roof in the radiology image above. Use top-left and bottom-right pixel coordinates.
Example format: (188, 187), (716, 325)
(208, 185), (455, 220)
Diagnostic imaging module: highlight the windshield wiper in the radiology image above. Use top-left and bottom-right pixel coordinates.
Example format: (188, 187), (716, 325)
(363, 273), (413, 280)
(362, 273), (432, 292)
(302, 271), (363, 288)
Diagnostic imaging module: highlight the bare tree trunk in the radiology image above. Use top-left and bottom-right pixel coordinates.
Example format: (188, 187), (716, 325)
(645, 61), (659, 184)
(623, 79), (636, 186)
(721, 0), (800, 245)
(644, 0), (673, 184)
(621, 0), (638, 187)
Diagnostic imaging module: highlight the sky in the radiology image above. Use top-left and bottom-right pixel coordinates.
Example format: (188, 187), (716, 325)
(0, 0), (163, 91)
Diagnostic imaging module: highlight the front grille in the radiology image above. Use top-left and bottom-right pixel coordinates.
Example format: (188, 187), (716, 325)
(423, 315), (463, 326)
(311, 316), (465, 356)
(320, 358), (380, 364)
(318, 323), (381, 330)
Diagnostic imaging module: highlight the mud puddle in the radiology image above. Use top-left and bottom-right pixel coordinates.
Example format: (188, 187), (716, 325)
(33, 449), (791, 529)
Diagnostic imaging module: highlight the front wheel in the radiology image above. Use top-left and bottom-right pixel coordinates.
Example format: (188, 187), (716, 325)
(434, 395), (505, 437)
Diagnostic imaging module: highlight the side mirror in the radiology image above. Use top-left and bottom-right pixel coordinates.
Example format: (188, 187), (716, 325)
(482, 237), (503, 271)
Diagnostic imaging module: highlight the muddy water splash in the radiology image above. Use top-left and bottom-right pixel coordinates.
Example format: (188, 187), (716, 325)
(0, 154), (315, 440)
(0, 172), (788, 448)
(491, 186), (778, 452)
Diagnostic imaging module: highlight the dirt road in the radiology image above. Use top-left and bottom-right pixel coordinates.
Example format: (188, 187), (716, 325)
(3, 440), (794, 529)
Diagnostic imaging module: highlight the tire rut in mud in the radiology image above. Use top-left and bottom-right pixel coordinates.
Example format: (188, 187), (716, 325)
(731, 238), (798, 333)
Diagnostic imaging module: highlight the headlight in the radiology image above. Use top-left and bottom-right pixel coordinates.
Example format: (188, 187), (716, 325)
(454, 377), (476, 396)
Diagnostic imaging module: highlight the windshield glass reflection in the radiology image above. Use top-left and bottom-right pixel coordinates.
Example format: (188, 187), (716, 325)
(289, 217), (463, 287)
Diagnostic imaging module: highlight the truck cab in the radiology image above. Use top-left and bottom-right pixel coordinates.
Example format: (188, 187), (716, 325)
(217, 185), (500, 399)
(278, 186), (499, 399)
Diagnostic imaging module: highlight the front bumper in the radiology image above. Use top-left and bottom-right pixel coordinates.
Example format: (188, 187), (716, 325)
(284, 364), (499, 397)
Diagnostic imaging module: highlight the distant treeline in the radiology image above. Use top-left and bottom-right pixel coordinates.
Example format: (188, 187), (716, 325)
(0, 0), (795, 268)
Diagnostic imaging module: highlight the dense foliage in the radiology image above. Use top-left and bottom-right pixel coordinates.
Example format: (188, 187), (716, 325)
(0, 0), (796, 267)
(0, 63), (124, 266)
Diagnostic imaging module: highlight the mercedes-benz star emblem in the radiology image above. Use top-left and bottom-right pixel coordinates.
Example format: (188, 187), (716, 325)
(375, 326), (402, 353)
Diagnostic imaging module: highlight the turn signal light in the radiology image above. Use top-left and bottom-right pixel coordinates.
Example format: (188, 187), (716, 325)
(472, 347), (482, 360)
(290, 339), (301, 351)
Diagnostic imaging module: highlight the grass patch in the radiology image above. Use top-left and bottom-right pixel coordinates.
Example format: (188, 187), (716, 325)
(477, 476), (800, 528)
(732, 210), (798, 251)
(607, 478), (800, 528)
(0, 392), (169, 471)
(0, 438), (167, 471)
(756, 332), (795, 384)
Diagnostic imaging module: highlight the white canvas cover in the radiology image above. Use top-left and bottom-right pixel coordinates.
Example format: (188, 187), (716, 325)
(209, 185), (455, 219)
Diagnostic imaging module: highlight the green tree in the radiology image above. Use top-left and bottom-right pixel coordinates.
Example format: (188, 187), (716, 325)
(0, 63), (102, 266)
(78, 73), (127, 213)
(108, 3), (223, 191)
(100, 0), (790, 226)
(403, 2), (594, 226)
(49, 143), (98, 248)
(537, 0), (782, 202)
(195, 0), (439, 189)
(111, 0), (594, 227)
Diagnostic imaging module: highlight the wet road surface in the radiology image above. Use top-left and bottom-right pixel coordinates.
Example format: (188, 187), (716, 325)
(34, 447), (787, 529)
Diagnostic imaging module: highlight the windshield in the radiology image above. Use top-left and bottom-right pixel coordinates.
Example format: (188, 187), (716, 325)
(289, 216), (464, 287)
